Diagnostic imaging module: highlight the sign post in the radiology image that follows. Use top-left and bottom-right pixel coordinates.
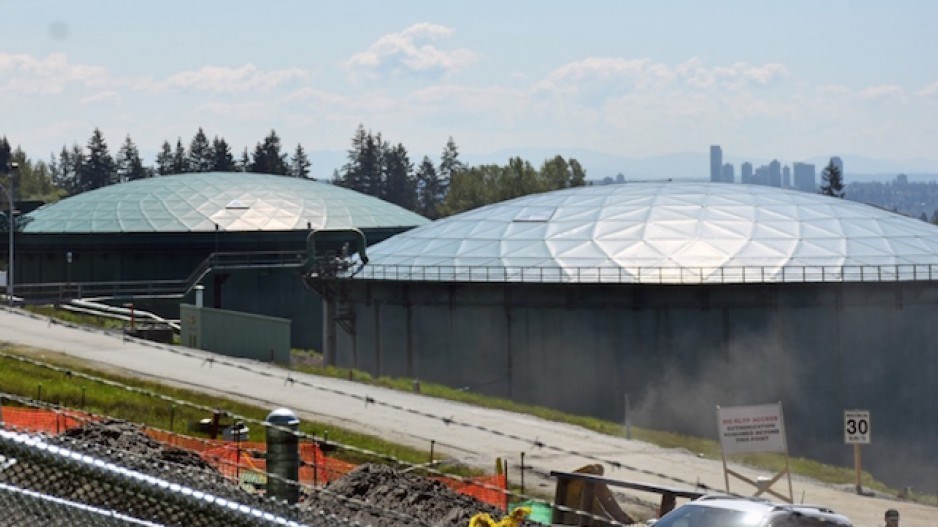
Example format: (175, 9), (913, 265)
(844, 410), (870, 495)
(716, 402), (793, 503)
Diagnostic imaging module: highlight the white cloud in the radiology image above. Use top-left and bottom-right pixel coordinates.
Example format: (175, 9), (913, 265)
(537, 57), (669, 94)
(695, 60), (788, 88)
(345, 23), (477, 80)
(80, 91), (121, 106)
(410, 84), (524, 112)
(916, 81), (938, 97)
(149, 64), (309, 94)
(860, 85), (904, 100)
(535, 57), (788, 103)
(0, 53), (107, 95)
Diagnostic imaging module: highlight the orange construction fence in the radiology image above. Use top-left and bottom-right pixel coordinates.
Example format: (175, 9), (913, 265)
(1, 405), (507, 509)
(146, 429), (357, 486)
(437, 472), (509, 509)
(0, 405), (95, 435)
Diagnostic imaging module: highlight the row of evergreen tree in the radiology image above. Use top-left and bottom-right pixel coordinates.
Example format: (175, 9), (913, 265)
(332, 125), (463, 218)
(52, 128), (313, 194)
(332, 125), (588, 218)
(2, 127), (588, 220)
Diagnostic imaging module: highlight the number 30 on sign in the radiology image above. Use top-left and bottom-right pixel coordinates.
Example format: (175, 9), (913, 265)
(844, 410), (870, 444)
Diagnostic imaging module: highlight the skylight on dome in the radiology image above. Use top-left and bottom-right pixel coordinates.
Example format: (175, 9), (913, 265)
(225, 199), (249, 209)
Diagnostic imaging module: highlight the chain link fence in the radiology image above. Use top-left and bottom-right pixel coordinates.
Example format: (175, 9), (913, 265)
(0, 428), (313, 526)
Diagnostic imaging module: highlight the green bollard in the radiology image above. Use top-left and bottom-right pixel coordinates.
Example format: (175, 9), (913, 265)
(265, 408), (300, 504)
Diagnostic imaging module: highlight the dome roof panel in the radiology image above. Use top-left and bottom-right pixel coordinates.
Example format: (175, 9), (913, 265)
(545, 222), (598, 242)
(643, 220), (699, 239)
(592, 221), (645, 241)
(456, 239), (502, 258)
(603, 207), (652, 223)
(23, 172), (427, 233)
(697, 220), (752, 240)
(503, 221), (548, 239)
(672, 240), (733, 265)
(611, 241), (670, 263)
(360, 182), (938, 283)
(752, 221), (800, 239)
(547, 239), (607, 260)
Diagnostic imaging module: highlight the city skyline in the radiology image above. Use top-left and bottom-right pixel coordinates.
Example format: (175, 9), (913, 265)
(709, 144), (847, 191)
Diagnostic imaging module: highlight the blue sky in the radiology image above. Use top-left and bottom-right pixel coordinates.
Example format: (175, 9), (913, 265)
(2, 0), (937, 177)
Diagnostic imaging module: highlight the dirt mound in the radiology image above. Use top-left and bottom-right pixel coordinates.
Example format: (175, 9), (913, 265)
(301, 463), (524, 526)
(59, 418), (214, 471)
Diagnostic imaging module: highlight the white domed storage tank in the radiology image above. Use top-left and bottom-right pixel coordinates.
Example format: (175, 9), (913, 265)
(323, 181), (938, 493)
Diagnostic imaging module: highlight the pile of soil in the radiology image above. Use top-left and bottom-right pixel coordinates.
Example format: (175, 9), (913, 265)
(59, 419), (214, 472)
(2, 420), (537, 527)
(302, 463), (523, 526)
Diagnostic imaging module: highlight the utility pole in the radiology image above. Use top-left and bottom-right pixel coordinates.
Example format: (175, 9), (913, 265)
(2, 162), (15, 306)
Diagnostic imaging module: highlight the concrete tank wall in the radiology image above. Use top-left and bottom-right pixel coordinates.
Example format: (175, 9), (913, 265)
(332, 279), (938, 493)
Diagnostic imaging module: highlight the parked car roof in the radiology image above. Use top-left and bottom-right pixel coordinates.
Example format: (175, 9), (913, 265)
(650, 495), (853, 527)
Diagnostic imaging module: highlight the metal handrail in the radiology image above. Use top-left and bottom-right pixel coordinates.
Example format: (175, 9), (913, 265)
(334, 262), (938, 285)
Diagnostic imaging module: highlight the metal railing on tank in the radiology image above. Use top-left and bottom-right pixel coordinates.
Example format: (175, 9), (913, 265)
(335, 262), (938, 285)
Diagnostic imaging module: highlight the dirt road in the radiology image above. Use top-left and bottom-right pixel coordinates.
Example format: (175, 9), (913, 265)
(0, 306), (932, 526)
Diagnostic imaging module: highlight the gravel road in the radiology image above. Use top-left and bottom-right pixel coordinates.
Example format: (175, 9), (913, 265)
(0, 306), (933, 526)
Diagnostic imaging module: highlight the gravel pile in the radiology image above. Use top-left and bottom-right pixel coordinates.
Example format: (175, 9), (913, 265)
(303, 463), (522, 526)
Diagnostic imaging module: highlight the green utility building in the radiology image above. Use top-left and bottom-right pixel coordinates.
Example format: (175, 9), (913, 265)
(13, 172), (428, 349)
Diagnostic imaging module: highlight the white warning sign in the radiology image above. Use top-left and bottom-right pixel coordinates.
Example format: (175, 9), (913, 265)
(717, 402), (788, 455)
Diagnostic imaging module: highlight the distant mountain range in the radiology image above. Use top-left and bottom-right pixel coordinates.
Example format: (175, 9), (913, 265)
(305, 148), (938, 183)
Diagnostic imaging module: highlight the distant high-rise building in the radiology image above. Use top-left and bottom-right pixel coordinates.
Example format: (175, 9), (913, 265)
(722, 163), (735, 183)
(753, 166), (768, 185)
(710, 145), (723, 182)
(741, 162), (753, 184)
(792, 162), (816, 192)
(768, 159), (781, 187)
(782, 165), (791, 188)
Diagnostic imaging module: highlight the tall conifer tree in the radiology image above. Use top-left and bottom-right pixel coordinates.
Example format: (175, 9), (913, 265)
(820, 159), (845, 198)
(187, 128), (213, 172)
(79, 128), (115, 192)
(116, 135), (147, 182)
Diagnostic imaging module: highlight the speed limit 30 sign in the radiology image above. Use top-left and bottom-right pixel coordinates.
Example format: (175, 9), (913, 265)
(844, 410), (870, 444)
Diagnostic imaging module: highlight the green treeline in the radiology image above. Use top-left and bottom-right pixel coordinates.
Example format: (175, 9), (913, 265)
(332, 125), (586, 218)
(0, 126), (588, 221)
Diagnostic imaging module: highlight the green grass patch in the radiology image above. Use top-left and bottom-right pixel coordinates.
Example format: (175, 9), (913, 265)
(29, 305), (127, 331)
(0, 345), (451, 473)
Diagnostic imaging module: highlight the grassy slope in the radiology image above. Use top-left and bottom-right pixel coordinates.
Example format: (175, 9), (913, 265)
(0, 345), (441, 471)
